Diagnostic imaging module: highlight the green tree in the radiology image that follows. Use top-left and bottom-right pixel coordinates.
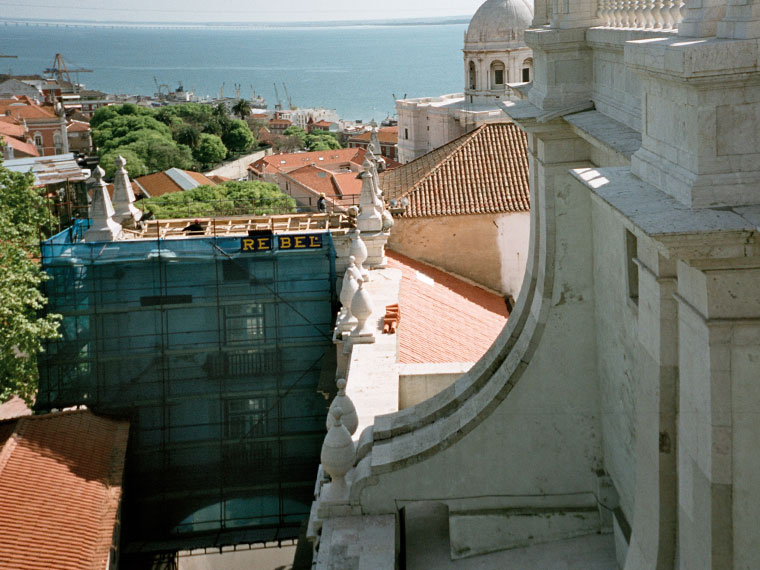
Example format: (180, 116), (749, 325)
(0, 160), (60, 402)
(194, 133), (227, 169)
(142, 180), (296, 219)
(99, 148), (148, 178)
(305, 133), (342, 151)
(232, 99), (252, 120)
(213, 102), (229, 120)
(221, 119), (255, 154)
(283, 125), (308, 149)
(173, 123), (202, 149)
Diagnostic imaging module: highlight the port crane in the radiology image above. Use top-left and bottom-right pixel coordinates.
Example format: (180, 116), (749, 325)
(153, 76), (170, 98)
(44, 53), (92, 93)
(273, 83), (283, 111)
(282, 82), (295, 109)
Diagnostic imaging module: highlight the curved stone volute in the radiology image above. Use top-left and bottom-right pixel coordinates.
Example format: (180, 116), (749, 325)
(326, 378), (358, 436)
(347, 120), (602, 528)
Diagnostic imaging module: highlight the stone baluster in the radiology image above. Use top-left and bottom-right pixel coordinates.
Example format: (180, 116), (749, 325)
(111, 155), (141, 227)
(612, 0), (623, 26)
(350, 279), (376, 342)
(624, 0), (634, 26)
(84, 166), (122, 242)
(644, 0), (658, 27)
(326, 378), (359, 436)
(718, 0), (760, 38)
(320, 407), (355, 503)
(661, 0), (674, 27)
(603, 0), (614, 25)
(349, 229), (370, 282)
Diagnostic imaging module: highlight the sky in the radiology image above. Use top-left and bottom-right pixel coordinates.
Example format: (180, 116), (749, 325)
(0, 0), (485, 24)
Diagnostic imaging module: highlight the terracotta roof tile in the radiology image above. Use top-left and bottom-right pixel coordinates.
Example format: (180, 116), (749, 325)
(348, 126), (398, 145)
(387, 250), (508, 364)
(1, 135), (39, 157)
(283, 164), (363, 208)
(0, 409), (129, 570)
(380, 123), (530, 218)
(249, 148), (366, 176)
(133, 169), (216, 198)
(0, 118), (26, 139)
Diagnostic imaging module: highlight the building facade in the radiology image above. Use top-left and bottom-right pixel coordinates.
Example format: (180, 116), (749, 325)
(396, 0), (534, 163)
(309, 0), (760, 567)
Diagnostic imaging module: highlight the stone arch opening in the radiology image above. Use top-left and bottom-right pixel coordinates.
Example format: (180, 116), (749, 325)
(468, 61), (477, 90)
(490, 60), (507, 89)
(521, 57), (533, 83)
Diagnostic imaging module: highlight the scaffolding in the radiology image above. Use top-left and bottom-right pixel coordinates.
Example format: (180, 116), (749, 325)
(37, 219), (338, 555)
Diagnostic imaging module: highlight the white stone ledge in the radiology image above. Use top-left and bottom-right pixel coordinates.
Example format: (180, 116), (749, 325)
(624, 35), (760, 79)
(572, 166), (759, 259)
(564, 110), (642, 160)
(586, 26), (677, 50)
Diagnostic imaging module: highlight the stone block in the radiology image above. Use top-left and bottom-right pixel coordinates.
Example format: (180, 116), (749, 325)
(449, 507), (601, 560)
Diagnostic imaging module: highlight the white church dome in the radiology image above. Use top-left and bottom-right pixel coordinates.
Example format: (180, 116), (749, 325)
(465, 0), (534, 45)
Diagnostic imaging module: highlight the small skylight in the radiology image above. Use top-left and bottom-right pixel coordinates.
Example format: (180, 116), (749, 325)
(319, 157), (324, 161)
(280, 160), (286, 164)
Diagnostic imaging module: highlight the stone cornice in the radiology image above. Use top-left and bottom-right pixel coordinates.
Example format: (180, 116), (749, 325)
(573, 166), (759, 262)
(624, 36), (760, 82)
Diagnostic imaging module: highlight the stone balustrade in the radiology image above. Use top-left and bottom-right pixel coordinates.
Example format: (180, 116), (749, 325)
(596, 0), (685, 28)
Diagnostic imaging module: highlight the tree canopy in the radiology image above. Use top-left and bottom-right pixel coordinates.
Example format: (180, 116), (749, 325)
(194, 133), (227, 169)
(92, 103), (258, 177)
(232, 99), (252, 120)
(282, 125), (342, 151)
(0, 160), (60, 402)
(140, 180), (297, 219)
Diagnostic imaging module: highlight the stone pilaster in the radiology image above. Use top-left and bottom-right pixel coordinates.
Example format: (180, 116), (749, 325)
(678, 0), (726, 36)
(718, 0), (760, 38)
(627, 37), (760, 207)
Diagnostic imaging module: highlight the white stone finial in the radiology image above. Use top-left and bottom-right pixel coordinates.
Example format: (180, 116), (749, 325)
(349, 229), (370, 281)
(350, 279), (376, 342)
(326, 378), (358, 435)
(84, 165), (122, 242)
(320, 406), (355, 503)
(111, 155), (141, 226)
(337, 269), (360, 333)
(346, 255), (362, 281)
(357, 159), (384, 233)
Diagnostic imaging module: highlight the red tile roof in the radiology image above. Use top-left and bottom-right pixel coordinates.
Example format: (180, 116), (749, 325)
(0, 409), (129, 570)
(249, 147), (367, 176)
(348, 126), (398, 145)
(1, 134), (39, 158)
(283, 164), (364, 207)
(0, 118), (26, 139)
(380, 123), (530, 218)
(66, 120), (90, 133)
(0, 100), (58, 120)
(133, 169), (216, 198)
(387, 250), (508, 364)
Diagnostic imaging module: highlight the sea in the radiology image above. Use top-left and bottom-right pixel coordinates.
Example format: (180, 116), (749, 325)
(0, 21), (468, 122)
